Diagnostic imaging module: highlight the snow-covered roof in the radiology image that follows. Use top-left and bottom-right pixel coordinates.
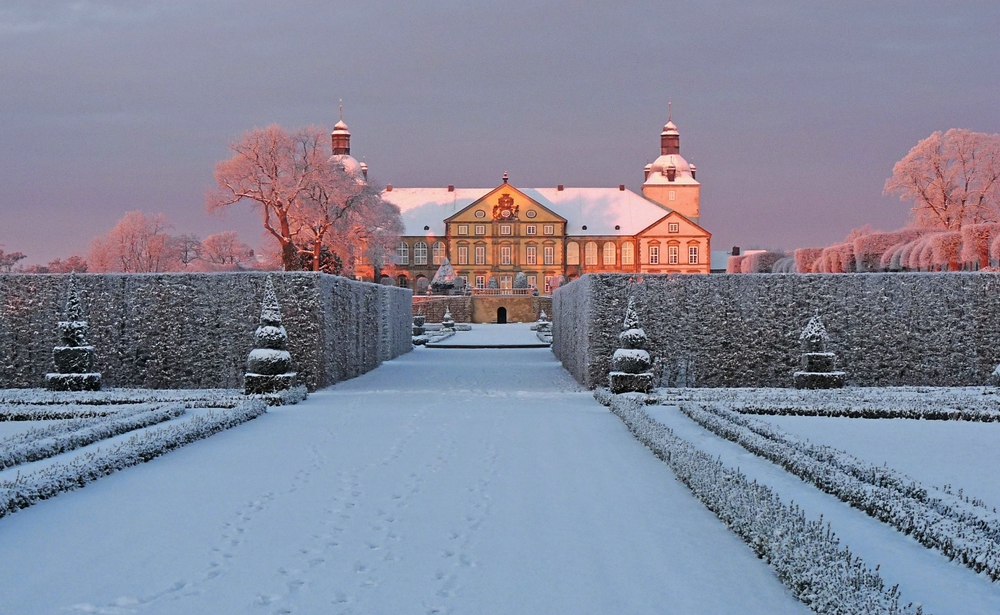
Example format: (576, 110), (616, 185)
(382, 188), (489, 237)
(643, 154), (699, 186)
(383, 186), (674, 237)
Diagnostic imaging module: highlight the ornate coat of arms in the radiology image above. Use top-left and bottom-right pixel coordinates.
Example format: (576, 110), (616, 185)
(493, 193), (518, 220)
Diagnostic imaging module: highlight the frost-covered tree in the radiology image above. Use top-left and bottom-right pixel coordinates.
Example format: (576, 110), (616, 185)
(793, 314), (845, 389)
(0, 246), (27, 272)
(201, 231), (254, 266)
(430, 257), (457, 293)
(45, 274), (101, 391)
(245, 276), (297, 394)
(608, 297), (654, 394)
(885, 129), (1000, 230)
(513, 271), (528, 289)
(87, 211), (181, 273)
(487, 276), (499, 290)
(209, 125), (328, 271)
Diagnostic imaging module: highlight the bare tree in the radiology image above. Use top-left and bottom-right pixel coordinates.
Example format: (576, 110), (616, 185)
(201, 231), (254, 265)
(21, 255), (88, 273)
(87, 211), (180, 273)
(885, 129), (1000, 230)
(171, 233), (203, 266)
(208, 125), (328, 270)
(0, 246), (27, 272)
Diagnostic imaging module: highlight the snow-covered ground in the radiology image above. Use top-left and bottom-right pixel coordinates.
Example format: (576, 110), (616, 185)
(426, 322), (548, 347)
(647, 405), (1000, 614)
(0, 347), (807, 615)
(760, 414), (1000, 512)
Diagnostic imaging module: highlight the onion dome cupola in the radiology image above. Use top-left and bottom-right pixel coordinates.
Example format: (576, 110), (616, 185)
(331, 104), (351, 155)
(644, 104), (697, 186)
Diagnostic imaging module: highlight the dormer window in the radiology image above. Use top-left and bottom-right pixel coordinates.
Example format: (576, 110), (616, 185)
(666, 164), (677, 182)
(668, 223), (679, 233)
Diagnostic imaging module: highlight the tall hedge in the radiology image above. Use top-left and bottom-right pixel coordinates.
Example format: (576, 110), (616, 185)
(0, 273), (411, 390)
(552, 272), (1000, 388)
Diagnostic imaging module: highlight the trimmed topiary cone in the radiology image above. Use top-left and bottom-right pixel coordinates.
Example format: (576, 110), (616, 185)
(46, 273), (101, 391)
(609, 296), (654, 394)
(793, 314), (845, 389)
(245, 276), (297, 394)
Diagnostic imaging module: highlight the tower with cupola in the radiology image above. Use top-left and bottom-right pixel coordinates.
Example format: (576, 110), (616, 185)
(641, 108), (700, 223)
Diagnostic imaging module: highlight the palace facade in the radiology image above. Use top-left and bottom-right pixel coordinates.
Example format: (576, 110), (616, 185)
(379, 118), (711, 293)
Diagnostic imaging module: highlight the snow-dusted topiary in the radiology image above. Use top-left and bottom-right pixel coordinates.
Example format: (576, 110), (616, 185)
(513, 271), (528, 289)
(412, 312), (427, 346)
(487, 276), (499, 290)
(608, 297), (654, 393)
(793, 315), (845, 389)
(441, 307), (455, 330)
(45, 274), (101, 392)
(245, 276), (298, 394)
(430, 257), (457, 293)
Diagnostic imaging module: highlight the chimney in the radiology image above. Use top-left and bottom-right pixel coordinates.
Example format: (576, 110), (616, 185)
(619, 184), (625, 191)
(557, 184), (564, 191)
(386, 184), (393, 192)
(447, 184), (454, 192)
(732, 246), (740, 256)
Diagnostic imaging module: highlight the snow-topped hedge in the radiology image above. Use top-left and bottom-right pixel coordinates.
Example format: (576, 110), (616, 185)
(655, 387), (1000, 421)
(680, 402), (1000, 581)
(0, 403), (185, 469)
(553, 273), (1000, 388)
(0, 400), (266, 520)
(0, 273), (412, 391)
(596, 390), (920, 614)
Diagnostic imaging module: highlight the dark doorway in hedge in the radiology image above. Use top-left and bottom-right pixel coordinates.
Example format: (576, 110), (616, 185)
(497, 307), (508, 324)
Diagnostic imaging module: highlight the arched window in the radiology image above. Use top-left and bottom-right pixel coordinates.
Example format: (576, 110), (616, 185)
(414, 241), (428, 265)
(395, 242), (409, 265)
(585, 242), (598, 265)
(603, 242), (616, 265)
(397, 275), (408, 288)
(621, 242), (634, 265)
(432, 241), (446, 265)
(567, 242), (580, 265)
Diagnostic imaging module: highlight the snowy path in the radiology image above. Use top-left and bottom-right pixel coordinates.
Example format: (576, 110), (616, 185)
(0, 348), (806, 615)
(426, 322), (548, 348)
(647, 405), (1000, 615)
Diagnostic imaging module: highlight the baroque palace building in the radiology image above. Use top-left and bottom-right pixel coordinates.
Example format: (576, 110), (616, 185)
(354, 116), (711, 292)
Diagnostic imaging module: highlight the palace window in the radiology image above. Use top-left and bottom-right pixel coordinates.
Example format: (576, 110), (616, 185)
(668, 223), (679, 233)
(525, 224), (536, 235)
(526, 245), (537, 265)
(669, 190), (676, 201)
(527, 275), (537, 288)
(500, 275), (512, 290)
(543, 224), (554, 235)
(544, 276), (555, 294)
(584, 242), (598, 266)
(500, 224), (511, 235)
(500, 245), (512, 265)
(649, 245), (660, 264)
(543, 245), (554, 265)
(475, 225), (486, 235)
(567, 242), (580, 265)
(414, 241), (428, 265)
(603, 242), (616, 265)
(668, 245), (679, 265)
(395, 242), (409, 265)
(475, 245), (486, 265)
(689, 245), (699, 264)
(621, 241), (634, 265)
(475, 275), (485, 289)
(432, 241), (446, 265)
(457, 245), (468, 265)
(458, 225), (469, 235)
(460, 275), (469, 288)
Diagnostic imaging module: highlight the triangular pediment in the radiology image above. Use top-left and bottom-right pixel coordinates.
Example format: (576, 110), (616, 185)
(638, 210), (712, 238)
(445, 183), (566, 224)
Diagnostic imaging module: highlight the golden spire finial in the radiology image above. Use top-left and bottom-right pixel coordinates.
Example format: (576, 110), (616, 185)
(339, 99), (343, 122)
(668, 101), (672, 122)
